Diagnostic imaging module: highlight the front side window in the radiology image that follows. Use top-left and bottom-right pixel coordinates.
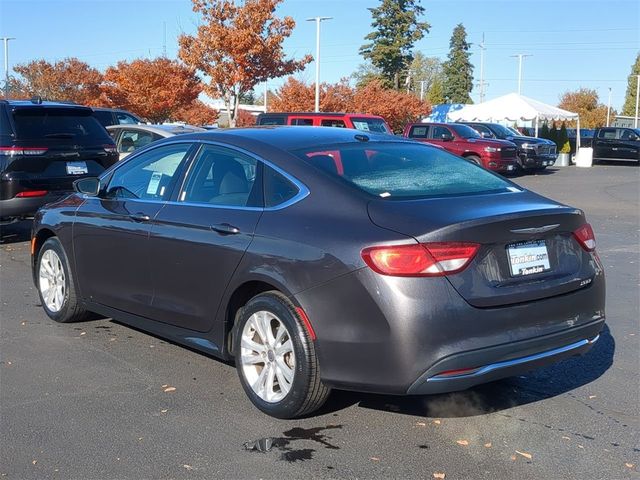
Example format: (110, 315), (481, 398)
(620, 128), (640, 140)
(105, 143), (191, 200)
(449, 124), (480, 139)
(470, 124), (493, 138)
(431, 125), (452, 139)
(598, 128), (616, 139)
(295, 142), (513, 199)
(118, 129), (159, 153)
(180, 145), (260, 207)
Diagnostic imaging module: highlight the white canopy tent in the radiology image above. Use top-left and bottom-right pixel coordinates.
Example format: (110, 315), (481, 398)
(447, 93), (581, 148)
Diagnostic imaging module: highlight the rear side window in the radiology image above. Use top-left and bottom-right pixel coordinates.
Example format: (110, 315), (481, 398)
(93, 110), (115, 127)
(180, 144), (260, 207)
(294, 142), (513, 199)
(350, 117), (390, 134)
(264, 165), (299, 208)
(408, 125), (429, 138)
(12, 108), (112, 145)
(321, 119), (346, 128)
(598, 128), (617, 139)
(258, 116), (286, 126)
(291, 118), (314, 126)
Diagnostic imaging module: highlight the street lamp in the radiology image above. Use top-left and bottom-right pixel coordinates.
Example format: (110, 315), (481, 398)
(306, 16), (332, 113)
(1, 37), (16, 99)
(510, 53), (532, 95)
(634, 74), (640, 129)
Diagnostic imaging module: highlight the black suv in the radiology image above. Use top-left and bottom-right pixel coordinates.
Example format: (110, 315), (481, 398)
(1, 100), (119, 222)
(592, 127), (640, 164)
(460, 122), (558, 171)
(92, 107), (142, 127)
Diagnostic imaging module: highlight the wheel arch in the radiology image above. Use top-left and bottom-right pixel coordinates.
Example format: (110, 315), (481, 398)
(31, 228), (56, 285)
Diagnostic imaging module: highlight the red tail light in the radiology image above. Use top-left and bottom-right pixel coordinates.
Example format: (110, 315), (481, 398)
(0, 147), (48, 156)
(361, 242), (480, 277)
(573, 223), (596, 252)
(16, 190), (48, 198)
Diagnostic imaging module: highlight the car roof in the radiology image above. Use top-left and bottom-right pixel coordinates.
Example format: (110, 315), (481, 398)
(259, 112), (385, 119)
(2, 99), (91, 111)
(155, 125), (407, 151)
(107, 124), (206, 136)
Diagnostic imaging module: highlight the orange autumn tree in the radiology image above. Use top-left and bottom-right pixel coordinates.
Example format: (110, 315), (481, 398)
(101, 58), (202, 123)
(13, 58), (103, 105)
(353, 80), (431, 132)
(269, 78), (355, 112)
(173, 100), (219, 126)
(179, 0), (311, 127)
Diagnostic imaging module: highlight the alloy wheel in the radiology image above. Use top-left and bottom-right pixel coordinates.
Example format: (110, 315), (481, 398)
(39, 249), (66, 313)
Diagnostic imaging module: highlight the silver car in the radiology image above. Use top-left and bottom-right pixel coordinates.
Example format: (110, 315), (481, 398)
(107, 124), (206, 160)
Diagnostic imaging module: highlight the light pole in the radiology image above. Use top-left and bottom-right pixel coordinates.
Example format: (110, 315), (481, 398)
(510, 53), (532, 95)
(606, 87), (612, 127)
(306, 16), (332, 113)
(2, 37), (16, 99)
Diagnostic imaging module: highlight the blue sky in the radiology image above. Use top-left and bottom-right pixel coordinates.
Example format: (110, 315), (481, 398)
(1, 0), (638, 110)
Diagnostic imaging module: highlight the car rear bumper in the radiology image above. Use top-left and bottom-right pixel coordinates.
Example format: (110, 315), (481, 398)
(0, 192), (67, 219)
(296, 266), (606, 395)
(407, 327), (601, 394)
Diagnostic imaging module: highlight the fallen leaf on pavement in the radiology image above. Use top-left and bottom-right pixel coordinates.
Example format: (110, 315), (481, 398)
(484, 442), (492, 448)
(161, 384), (168, 388)
(510, 455), (516, 461)
(79, 332), (86, 336)
(433, 473), (445, 479)
(370, 457), (380, 462)
(183, 464), (193, 471)
(160, 409), (168, 413)
(433, 420), (441, 425)
(415, 422), (427, 427)
(625, 463), (634, 468)
(578, 445), (584, 449)
(588, 395), (596, 399)
(31, 460), (37, 465)
(562, 436), (571, 440)
(163, 386), (176, 393)
(456, 440), (469, 446)
(21, 321), (26, 326)
(515, 450), (532, 460)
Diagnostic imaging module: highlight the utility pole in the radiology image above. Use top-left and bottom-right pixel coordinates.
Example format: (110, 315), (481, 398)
(635, 74), (640, 128)
(2, 37), (15, 99)
(306, 16), (332, 113)
(606, 87), (612, 127)
(476, 33), (488, 103)
(419, 80), (425, 101)
(510, 53), (532, 95)
(163, 22), (167, 57)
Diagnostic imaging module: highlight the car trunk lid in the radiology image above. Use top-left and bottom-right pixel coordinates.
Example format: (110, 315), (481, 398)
(367, 190), (597, 307)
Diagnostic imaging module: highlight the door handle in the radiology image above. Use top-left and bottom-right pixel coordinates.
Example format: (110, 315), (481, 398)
(210, 223), (240, 235)
(130, 213), (150, 222)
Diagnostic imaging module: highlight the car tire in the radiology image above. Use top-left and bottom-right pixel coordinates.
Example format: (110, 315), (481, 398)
(36, 237), (90, 323)
(234, 291), (330, 419)
(467, 155), (482, 166)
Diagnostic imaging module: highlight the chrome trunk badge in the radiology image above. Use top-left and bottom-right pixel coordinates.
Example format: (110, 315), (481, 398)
(510, 224), (560, 234)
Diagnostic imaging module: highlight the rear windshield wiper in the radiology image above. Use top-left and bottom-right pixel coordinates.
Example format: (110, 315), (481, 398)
(44, 133), (76, 139)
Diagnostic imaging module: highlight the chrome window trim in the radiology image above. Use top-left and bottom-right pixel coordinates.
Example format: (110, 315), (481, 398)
(92, 138), (310, 212)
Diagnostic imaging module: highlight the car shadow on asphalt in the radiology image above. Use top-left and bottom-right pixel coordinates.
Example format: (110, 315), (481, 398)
(0, 219), (32, 245)
(318, 324), (615, 419)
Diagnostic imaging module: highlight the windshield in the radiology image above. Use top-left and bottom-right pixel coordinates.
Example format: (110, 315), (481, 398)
(489, 124), (519, 138)
(350, 117), (391, 134)
(506, 126), (524, 137)
(294, 142), (514, 199)
(449, 124), (481, 139)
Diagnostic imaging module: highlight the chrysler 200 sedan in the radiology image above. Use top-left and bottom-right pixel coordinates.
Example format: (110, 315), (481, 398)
(31, 127), (605, 418)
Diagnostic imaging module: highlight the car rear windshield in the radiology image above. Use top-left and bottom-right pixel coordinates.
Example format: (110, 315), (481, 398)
(294, 142), (514, 199)
(12, 108), (113, 145)
(350, 117), (390, 134)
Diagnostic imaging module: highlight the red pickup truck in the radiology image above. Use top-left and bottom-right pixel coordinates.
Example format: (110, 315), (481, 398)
(403, 122), (518, 173)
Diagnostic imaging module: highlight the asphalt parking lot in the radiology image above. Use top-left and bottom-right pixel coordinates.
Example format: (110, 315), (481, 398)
(1, 164), (638, 479)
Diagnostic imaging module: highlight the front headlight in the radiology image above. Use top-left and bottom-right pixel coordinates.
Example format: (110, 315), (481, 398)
(484, 146), (501, 153)
(521, 143), (536, 150)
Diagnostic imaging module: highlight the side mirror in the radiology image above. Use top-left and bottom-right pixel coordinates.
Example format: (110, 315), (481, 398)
(74, 177), (100, 196)
(440, 133), (454, 141)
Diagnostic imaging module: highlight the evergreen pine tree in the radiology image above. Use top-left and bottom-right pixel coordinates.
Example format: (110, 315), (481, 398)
(360, 0), (430, 90)
(622, 53), (640, 116)
(442, 24), (474, 104)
